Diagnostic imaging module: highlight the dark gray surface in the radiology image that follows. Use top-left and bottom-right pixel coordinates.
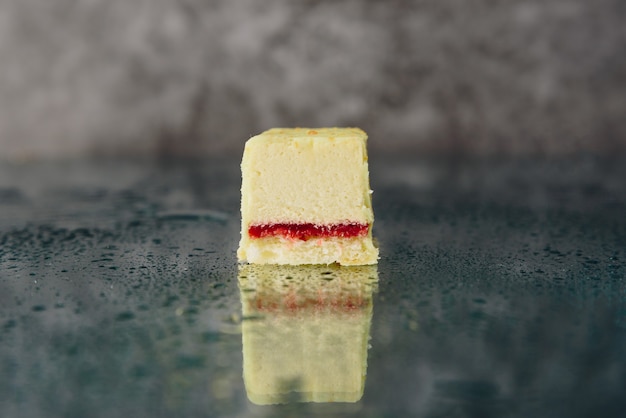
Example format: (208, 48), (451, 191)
(1, 156), (625, 417)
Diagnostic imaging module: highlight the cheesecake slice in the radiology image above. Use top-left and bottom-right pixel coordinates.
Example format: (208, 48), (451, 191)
(238, 128), (378, 265)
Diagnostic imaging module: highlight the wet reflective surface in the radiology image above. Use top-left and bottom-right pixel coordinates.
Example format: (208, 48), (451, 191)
(1, 157), (625, 417)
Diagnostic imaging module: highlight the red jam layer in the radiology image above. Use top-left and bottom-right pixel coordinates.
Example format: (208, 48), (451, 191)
(248, 222), (369, 241)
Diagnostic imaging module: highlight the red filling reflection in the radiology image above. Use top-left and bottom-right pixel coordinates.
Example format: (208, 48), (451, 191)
(248, 222), (368, 240)
(252, 293), (368, 314)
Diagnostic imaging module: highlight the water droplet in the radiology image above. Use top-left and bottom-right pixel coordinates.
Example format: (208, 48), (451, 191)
(115, 311), (134, 321)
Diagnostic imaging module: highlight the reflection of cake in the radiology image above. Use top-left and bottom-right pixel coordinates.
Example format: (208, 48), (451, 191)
(239, 264), (378, 404)
(237, 128), (378, 265)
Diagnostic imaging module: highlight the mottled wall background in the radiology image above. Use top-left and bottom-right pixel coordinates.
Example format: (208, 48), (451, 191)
(1, 0), (625, 160)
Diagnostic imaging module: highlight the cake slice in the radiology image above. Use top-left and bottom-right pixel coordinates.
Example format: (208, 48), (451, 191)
(238, 128), (378, 265)
(239, 264), (378, 404)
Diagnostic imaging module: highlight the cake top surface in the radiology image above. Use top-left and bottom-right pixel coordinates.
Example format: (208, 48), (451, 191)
(246, 128), (368, 149)
(258, 127), (367, 141)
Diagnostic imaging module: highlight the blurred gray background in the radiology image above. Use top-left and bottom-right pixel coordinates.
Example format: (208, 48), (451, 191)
(1, 0), (625, 160)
